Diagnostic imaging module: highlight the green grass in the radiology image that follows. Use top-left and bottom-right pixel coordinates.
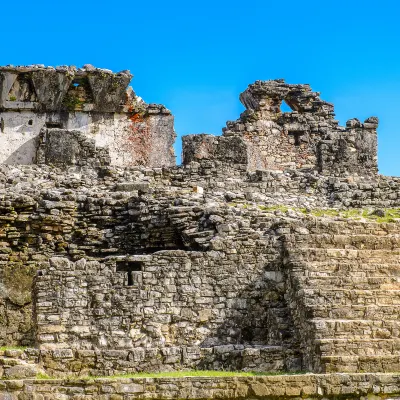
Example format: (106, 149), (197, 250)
(340, 208), (400, 223)
(258, 205), (289, 213)
(0, 346), (28, 352)
(253, 204), (400, 223)
(35, 370), (305, 380)
(100, 370), (268, 378)
(311, 209), (339, 217)
(375, 208), (400, 223)
(35, 372), (51, 380)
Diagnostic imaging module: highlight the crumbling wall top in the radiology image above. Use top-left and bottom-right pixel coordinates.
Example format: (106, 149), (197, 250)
(0, 64), (133, 113)
(239, 79), (335, 118)
(184, 78), (379, 177)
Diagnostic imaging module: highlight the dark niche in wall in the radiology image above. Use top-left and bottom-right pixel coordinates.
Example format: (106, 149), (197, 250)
(288, 131), (305, 146)
(45, 122), (63, 128)
(116, 260), (143, 286)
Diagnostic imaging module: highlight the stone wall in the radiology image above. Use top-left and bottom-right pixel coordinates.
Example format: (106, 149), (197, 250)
(6, 346), (290, 377)
(31, 209), (400, 375)
(0, 65), (175, 167)
(1, 374), (400, 399)
(33, 242), (300, 373)
(0, 161), (400, 350)
(34, 249), (281, 350)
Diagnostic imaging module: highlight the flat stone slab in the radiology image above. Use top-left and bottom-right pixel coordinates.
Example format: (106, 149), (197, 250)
(2, 364), (38, 379)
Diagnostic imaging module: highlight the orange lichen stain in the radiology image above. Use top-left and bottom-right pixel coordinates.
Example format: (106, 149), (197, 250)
(126, 111), (151, 166)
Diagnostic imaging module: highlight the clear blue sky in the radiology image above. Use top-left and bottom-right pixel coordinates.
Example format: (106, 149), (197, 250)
(2, 0), (400, 175)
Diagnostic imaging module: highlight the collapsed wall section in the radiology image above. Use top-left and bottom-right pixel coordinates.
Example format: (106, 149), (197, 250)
(0, 65), (176, 167)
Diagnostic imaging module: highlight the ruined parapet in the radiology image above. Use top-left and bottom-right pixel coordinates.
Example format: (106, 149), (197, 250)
(318, 117), (379, 176)
(0, 65), (176, 167)
(182, 79), (378, 177)
(239, 80), (335, 118)
(0, 64), (132, 112)
(234, 79), (378, 176)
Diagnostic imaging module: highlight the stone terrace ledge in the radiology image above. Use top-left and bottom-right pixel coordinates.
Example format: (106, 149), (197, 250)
(1, 373), (400, 399)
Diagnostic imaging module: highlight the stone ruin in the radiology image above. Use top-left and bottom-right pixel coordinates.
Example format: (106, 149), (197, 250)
(183, 80), (378, 176)
(1, 65), (400, 398)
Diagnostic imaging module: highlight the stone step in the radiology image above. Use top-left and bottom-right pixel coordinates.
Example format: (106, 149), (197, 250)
(0, 355), (43, 379)
(296, 263), (400, 277)
(300, 263), (400, 275)
(303, 221), (400, 236)
(308, 304), (400, 320)
(289, 248), (400, 264)
(288, 233), (400, 250)
(310, 319), (400, 339)
(317, 338), (400, 357)
(296, 275), (400, 290)
(301, 288), (400, 307)
(320, 355), (400, 373)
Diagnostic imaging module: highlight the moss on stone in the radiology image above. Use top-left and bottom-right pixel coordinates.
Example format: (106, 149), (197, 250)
(3, 262), (37, 306)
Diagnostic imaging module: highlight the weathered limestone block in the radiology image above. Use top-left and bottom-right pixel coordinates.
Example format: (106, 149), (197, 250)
(31, 69), (74, 110)
(182, 134), (247, 165)
(36, 128), (111, 167)
(2, 364), (38, 379)
(87, 70), (132, 112)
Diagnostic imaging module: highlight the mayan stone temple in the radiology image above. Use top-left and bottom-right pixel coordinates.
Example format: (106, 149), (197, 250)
(0, 65), (400, 399)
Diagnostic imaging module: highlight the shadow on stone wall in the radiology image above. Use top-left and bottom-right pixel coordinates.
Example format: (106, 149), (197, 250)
(4, 137), (38, 164)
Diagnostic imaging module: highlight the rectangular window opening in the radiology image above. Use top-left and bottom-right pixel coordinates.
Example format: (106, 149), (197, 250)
(116, 260), (143, 286)
(288, 131), (304, 146)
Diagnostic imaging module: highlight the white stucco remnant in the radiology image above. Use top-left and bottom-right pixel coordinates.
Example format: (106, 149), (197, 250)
(0, 65), (176, 167)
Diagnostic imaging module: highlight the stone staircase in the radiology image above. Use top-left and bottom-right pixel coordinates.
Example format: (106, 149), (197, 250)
(0, 348), (43, 379)
(283, 219), (400, 373)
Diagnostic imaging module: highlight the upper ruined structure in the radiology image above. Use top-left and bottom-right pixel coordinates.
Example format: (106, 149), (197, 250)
(183, 79), (378, 177)
(0, 64), (175, 167)
(0, 67), (378, 178)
